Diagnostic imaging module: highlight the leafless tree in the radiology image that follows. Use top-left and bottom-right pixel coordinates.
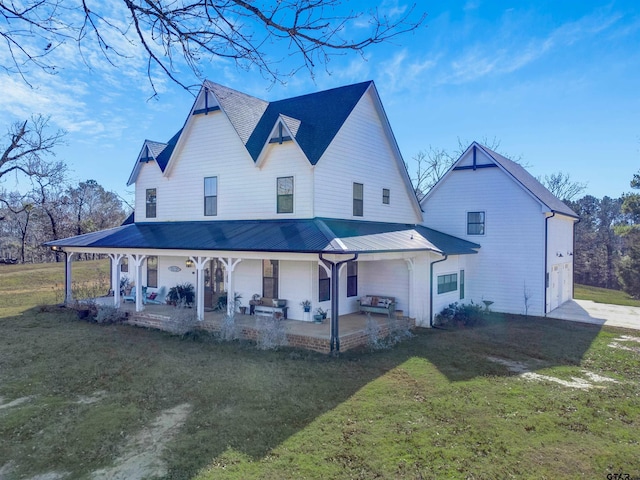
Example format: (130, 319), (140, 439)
(538, 171), (587, 202)
(0, 115), (67, 217)
(1, 1), (426, 94)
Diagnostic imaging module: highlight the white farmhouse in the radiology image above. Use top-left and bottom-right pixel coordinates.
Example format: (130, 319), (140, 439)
(46, 80), (576, 352)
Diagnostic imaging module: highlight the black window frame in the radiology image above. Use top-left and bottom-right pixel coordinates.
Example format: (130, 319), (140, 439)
(353, 182), (363, 217)
(467, 211), (485, 235)
(318, 263), (330, 302)
(262, 259), (279, 299)
(347, 261), (358, 297)
(460, 270), (465, 300)
(277, 176), (294, 214)
(204, 176), (217, 216)
(147, 256), (158, 288)
(437, 273), (458, 295)
(382, 188), (390, 205)
(146, 188), (156, 218)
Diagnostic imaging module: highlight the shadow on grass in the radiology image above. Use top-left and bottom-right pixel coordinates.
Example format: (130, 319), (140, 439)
(0, 307), (603, 479)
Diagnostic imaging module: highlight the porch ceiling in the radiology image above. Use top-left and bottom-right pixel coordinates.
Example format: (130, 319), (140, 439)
(45, 218), (479, 256)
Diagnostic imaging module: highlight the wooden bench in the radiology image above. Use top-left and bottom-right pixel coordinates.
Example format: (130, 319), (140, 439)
(357, 295), (396, 318)
(251, 298), (288, 319)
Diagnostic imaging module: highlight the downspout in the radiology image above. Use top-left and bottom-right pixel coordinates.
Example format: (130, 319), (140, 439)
(319, 253), (358, 354)
(429, 253), (448, 327)
(544, 211), (556, 315)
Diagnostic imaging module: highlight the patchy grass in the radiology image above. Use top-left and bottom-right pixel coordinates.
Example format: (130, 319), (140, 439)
(575, 284), (640, 307)
(0, 264), (639, 479)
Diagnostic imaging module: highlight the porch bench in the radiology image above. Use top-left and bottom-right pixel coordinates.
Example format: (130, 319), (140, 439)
(251, 298), (288, 319)
(358, 295), (396, 318)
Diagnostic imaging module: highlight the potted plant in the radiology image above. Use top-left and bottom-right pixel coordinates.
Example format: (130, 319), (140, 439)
(316, 307), (327, 320)
(300, 300), (311, 313)
(166, 282), (195, 306)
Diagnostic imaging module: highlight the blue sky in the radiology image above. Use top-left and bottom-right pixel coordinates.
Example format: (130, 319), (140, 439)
(1, 0), (638, 205)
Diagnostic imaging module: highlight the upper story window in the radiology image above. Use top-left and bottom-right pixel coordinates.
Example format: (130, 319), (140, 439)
(437, 273), (457, 294)
(467, 211), (485, 235)
(204, 176), (217, 216)
(382, 188), (390, 205)
(146, 188), (156, 218)
(277, 176), (294, 214)
(353, 182), (363, 216)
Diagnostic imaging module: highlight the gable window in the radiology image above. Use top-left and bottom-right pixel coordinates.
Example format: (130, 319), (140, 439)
(437, 273), (458, 294)
(382, 188), (390, 205)
(347, 261), (358, 297)
(146, 188), (156, 218)
(353, 182), (363, 216)
(277, 176), (294, 214)
(467, 211), (485, 235)
(319, 263), (330, 302)
(147, 256), (158, 288)
(204, 177), (217, 216)
(263, 259), (279, 299)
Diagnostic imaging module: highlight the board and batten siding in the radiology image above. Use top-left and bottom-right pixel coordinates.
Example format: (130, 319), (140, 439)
(134, 112), (313, 221)
(313, 90), (420, 224)
(423, 164), (547, 316)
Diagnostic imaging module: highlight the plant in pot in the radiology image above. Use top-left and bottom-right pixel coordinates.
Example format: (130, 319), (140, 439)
(300, 300), (311, 313)
(167, 282), (195, 307)
(316, 307), (327, 321)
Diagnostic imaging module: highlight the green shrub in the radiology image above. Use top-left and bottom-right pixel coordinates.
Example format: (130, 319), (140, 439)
(434, 301), (484, 327)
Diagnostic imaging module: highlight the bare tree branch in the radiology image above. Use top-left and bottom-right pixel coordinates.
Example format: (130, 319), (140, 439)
(0, 1), (426, 94)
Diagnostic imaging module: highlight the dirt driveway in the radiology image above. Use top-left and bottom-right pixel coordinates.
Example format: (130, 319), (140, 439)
(548, 299), (640, 330)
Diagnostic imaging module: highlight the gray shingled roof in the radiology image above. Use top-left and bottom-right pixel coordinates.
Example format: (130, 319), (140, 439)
(476, 143), (578, 218)
(46, 218), (479, 256)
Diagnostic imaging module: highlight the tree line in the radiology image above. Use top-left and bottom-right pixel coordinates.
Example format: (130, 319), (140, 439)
(1, 116), (128, 264)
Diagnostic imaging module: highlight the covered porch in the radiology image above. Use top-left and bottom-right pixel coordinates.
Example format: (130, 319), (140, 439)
(100, 299), (414, 354)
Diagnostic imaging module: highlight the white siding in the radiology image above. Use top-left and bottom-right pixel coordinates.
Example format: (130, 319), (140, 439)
(314, 91), (420, 224)
(422, 151), (547, 316)
(432, 255), (468, 320)
(546, 214), (576, 311)
(359, 259), (411, 313)
(134, 112), (313, 221)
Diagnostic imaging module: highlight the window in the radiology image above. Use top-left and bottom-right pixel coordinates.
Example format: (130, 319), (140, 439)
(263, 259), (279, 299)
(347, 261), (358, 297)
(147, 256), (158, 288)
(318, 263), (330, 302)
(120, 257), (128, 273)
(353, 182), (363, 216)
(277, 176), (294, 213)
(460, 270), (465, 300)
(204, 177), (217, 216)
(146, 188), (156, 218)
(437, 273), (458, 294)
(382, 188), (390, 205)
(467, 211), (485, 235)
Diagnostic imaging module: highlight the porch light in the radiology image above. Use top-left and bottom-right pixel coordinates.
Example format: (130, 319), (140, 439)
(51, 245), (61, 251)
(185, 258), (194, 268)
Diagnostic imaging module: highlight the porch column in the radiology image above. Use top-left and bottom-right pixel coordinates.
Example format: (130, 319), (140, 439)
(220, 257), (242, 316)
(405, 258), (415, 319)
(64, 252), (75, 305)
(130, 254), (146, 312)
(189, 256), (212, 321)
(108, 253), (124, 307)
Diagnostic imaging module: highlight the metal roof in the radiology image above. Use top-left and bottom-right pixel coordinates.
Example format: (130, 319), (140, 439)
(46, 218), (479, 256)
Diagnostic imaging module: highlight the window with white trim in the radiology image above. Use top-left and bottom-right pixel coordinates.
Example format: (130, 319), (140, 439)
(467, 211), (485, 235)
(277, 176), (294, 213)
(353, 182), (363, 216)
(204, 177), (217, 216)
(146, 188), (156, 218)
(437, 273), (458, 294)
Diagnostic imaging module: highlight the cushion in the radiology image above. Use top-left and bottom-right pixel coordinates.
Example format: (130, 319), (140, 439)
(148, 292), (157, 300)
(360, 296), (371, 306)
(371, 296), (379, 306)
(378, 298), (389, 308)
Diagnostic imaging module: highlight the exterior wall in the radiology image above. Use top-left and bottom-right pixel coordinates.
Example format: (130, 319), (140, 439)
(359, 259), (411, 315)
(546, 214), (576, 311)
(314, 90), (420, 224)
(134, 112), (314, 222)
(431, 255), (468, 320)
(422, 158), (547, 316)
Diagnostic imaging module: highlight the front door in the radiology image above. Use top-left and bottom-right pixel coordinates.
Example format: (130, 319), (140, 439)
(204, 258), (226, 308)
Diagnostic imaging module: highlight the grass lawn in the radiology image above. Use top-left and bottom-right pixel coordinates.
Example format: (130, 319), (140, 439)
(575, 283), (640, 307)
(1, 262), (639, 479)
